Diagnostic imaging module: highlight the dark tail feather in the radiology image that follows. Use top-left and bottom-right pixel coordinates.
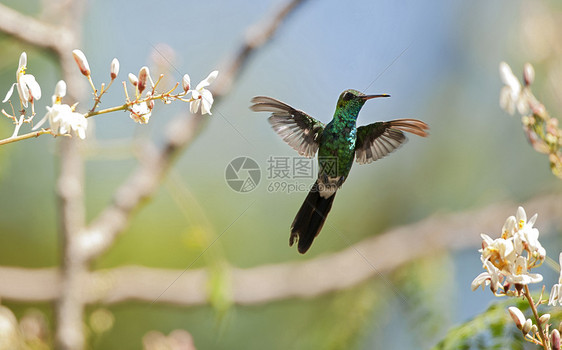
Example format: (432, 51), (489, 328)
(290, 182), (336, 254)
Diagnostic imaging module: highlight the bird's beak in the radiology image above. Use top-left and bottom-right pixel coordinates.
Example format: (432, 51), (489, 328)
(362, 94), (390, 100)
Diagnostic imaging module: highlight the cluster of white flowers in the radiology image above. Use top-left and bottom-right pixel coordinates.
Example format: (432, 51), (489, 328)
(1, 50), (219, 143)
(472, 206), (562, 348)
(471, 206), (545, 296)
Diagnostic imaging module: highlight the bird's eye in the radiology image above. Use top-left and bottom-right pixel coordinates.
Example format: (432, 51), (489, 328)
(343, 92), (353, 101)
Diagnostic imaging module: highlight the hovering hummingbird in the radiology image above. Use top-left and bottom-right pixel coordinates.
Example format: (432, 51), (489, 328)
(250, 89), (429, 254)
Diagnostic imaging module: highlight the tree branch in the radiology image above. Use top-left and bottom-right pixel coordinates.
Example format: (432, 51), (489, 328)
(0, 3), (73, 53)
(1, 194), (560, 306)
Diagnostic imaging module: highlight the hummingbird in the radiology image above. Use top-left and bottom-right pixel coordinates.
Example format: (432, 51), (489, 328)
(250, 89), (428, 254)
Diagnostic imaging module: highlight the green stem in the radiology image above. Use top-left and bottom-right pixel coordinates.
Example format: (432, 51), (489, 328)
(0, 129), (51, 146)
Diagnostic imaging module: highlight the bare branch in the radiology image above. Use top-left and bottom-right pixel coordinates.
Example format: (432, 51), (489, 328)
(0, 3), (73, 52)
(1, 194), (560, 306)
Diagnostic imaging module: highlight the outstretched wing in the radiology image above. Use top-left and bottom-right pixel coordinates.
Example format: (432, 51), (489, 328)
(250, 96), (325, 158)
(355, 119), (429, 165)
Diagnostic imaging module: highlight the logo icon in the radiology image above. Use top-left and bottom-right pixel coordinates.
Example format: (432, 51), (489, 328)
(225, 157), (261, 193)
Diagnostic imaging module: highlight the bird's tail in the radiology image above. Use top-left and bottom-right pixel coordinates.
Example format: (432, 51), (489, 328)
(290, 181), (336, 254)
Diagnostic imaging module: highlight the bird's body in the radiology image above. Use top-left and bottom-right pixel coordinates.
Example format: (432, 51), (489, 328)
(251, 89), (428, 254)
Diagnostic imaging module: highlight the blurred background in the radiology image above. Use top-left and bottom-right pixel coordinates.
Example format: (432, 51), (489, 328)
(0, 0), (561, 348)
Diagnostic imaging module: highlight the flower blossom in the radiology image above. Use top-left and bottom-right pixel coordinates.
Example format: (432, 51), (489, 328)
(472, 206), (544, 296)
(129, 102), (152, 124)
(499, 62), (529, 115)
(188, 70), (218, 115)
(2, 52), (42, 108)
(33, 80), (87, 139)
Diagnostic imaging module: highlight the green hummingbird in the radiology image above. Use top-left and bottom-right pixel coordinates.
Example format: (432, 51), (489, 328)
(250, 89), (429, 254)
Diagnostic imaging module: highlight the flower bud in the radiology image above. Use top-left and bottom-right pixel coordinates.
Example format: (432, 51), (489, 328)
(508, 307), (526, 329)
(182, 74), (191, 92)
(553, 329), (561, 350)
(137, 66), (150, 94)
(523, 63), (535, 86)
(530, 324), (538, 335)
(128, 73), (138, 87)
(110, 58), (119, 80)
(539, 313), (551, 325)
(72, 49), (91, 76)
(522, 319), (533, 334)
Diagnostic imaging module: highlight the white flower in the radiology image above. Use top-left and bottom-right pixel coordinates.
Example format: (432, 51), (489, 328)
(47, 104), (88, 139)
(506, 255), (543, 285)
(33, 81), (87, 139)
(2, 52), (42, 108)
(129, 102), (152, 124)
(480, 234), (516, 272)
(499, 62), (528, 115)
(549, 253), (562, 306)
(189, 70), (218, 115)
(513, 206), (545, 259)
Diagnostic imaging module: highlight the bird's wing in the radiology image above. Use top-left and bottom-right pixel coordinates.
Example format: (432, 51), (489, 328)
(355, 119), (429, 165)
(250, 96), (325, 158)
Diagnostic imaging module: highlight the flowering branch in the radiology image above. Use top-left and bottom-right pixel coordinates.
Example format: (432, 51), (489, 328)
(499, 62), (562, 178)
(472, 206), (562, 349)
(0, 51), (219, 144)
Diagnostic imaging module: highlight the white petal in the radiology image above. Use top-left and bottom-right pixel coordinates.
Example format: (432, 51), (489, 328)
(16, 81), (29, 107)
(199, 89), (214, 115)
(195, 70), (218, 90)
(2, 83), (16, 103)
(499, 62), (521, 95)
(23, 75), (41, 100)
(18, 52), (27, 71)
(54, 80), (66, 98)
(516, 206), (527, 228)
(527, 213), (538, 227)
(471, 272), (490, 291)
(549, 284), (559, 305)
(190, 99), (200, 114)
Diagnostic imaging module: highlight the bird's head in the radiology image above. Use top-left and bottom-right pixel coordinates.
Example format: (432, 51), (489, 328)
(336, 89), (390, 116)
